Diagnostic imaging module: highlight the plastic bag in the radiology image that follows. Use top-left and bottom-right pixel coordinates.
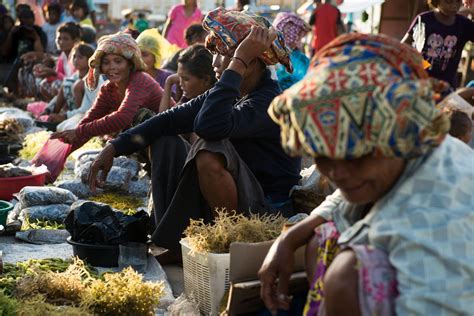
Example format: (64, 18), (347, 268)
(26, 101), (48, 119)
(32, 138), (73, 183)
(64, 200), (149, 245)
(18, 186), (77, 208)
(56, 179), (94, 198)
(20, 204), (71, 222)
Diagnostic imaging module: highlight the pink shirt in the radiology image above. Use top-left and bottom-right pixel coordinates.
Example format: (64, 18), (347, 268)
(165, 4), (202, 48)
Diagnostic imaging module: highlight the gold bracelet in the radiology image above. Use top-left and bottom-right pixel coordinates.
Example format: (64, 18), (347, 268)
(231, 56), (249, 68)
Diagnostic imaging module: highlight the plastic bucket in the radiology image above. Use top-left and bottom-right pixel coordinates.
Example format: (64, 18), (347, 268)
(0, 200), (13, 226)
(0, 173), (47, 200)
(67, 237), (120, 267)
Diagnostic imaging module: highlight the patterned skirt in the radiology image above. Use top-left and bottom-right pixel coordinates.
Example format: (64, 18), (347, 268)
(303, 222), (398, 316)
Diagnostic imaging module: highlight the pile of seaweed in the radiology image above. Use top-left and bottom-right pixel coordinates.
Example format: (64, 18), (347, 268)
(0, 258), (164, 316)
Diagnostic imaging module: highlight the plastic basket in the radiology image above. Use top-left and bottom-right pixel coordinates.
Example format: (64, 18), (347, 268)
(0, 173), (47, 200)
(0, 200), (13, 226)
(180, 239), (230, 316)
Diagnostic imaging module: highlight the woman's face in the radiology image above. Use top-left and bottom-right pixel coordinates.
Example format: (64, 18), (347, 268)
(315, 154), (406, 205)
(101, 53), (132, 85)
(56, 31), (76, 53)
(438, 0), (462, 16)
(72, 51), (89, 72)
(140, 49), (156, 71)
(177, 63), (211, 99)
(212, 54), (231, 81)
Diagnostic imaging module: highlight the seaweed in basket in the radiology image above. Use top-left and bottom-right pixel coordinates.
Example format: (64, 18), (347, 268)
(184, 209), (286, 253)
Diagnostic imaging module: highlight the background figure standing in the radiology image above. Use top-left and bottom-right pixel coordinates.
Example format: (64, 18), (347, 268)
(134, 12), (149, 33)
(163, 0), (202, 48)
(309, 0), (345, 56)
(402, 0), (474, 90)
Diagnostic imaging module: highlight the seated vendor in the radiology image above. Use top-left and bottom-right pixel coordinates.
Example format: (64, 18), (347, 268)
(87, 8), (301, 262)
(258, 33), (474, 315)
(50, 32), (169, 150)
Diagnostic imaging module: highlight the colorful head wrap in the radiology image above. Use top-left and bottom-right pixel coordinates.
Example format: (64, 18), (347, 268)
(87, 32), (146, 89)
(202, 7), (293, 73)
(136, 28), (180, 69)
(269, 33), (450, 160)
(272, 12), (310, 50)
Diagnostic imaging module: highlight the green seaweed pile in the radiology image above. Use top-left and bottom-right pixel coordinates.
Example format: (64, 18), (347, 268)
(90, 192), (144, 215)
(0, 258), (164, 315)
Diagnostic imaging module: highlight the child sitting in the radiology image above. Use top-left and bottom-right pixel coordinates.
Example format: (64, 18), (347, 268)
(159, 44), (216, 112)
(47, 43), (95, 124)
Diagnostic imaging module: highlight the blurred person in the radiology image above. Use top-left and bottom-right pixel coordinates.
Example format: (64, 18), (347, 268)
(402, 0), (474, 90)
(163, 0), (202, 48)
(71, 0), (93, 27)
(0, 15), (14, 53)
(58, 0), (75, 23)
(162, 23), (207, 72)
(42, 3), (62, 54)
(233, 0), (250, 11)
(134, 12), (149, 33)
(47, 43), (95, 123)
(442, 107), (473, 143)
(80, 24), (97, 47)
(309, 0), (345, 56)
(136, 28), (179, 89)
(272, 12), (311, 90)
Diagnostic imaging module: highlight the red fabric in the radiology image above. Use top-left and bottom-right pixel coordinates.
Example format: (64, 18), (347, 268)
(312, 3), (340, 52)
(32, 138), (73, 183)
(75, 71), (168, 145)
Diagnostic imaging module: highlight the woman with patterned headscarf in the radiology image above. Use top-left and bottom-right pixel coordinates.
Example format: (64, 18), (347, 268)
(272, 12), (311, 90)
(259, 33), (474, 315)
(87, 8), (300, 263)
(51, 32), (169, 148)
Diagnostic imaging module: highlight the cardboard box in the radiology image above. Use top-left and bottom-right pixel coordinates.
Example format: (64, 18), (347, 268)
(225, 240), (308, 315)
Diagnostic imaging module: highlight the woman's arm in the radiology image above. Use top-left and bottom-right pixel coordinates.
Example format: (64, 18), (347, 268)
(259, 214), (327, 313)
(162, 18), (172, 39)
(159, 74), (180, 113)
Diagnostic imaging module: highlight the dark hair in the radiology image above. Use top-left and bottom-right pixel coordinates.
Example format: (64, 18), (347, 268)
(71, 0), (89, 18)
(178, 44), (216, 84)
(138, 12), (145, 18)
(184, 24), (207, 46)
(15, 4), (31, 14)
(1, 14), (14, 29)
(81, 25), (96, 44)
(17, 8), (34, 20)
(427, 0), (440, 8)
(46, 3), (62, 14)
(445, 109), (473, 139)
(57, 22), (82, 40)
(72, 42), (94, 59)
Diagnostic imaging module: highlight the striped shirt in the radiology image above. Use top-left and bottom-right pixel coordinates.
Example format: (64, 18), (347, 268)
(76, 71), (165, 143)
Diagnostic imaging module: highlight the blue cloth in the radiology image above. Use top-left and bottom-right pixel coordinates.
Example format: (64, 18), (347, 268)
(111, 69), (302, 200)
(276, 49), (309, 90)
(467, 80), (474, 88)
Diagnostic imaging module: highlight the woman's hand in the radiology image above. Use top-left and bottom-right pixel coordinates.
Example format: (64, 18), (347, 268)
(258, 235), (295, 314)
(232, 25), (277, 68)
(165, 73), (180, 87)
(50, 129), (78, 144)
(48, 113), (66, 123)
(87, 143), (116, 193)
